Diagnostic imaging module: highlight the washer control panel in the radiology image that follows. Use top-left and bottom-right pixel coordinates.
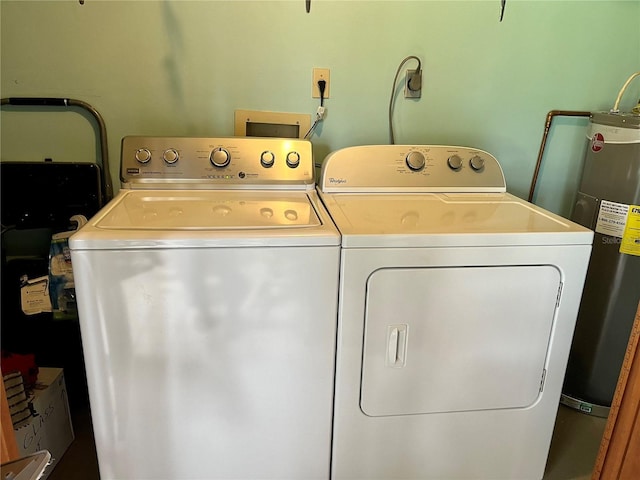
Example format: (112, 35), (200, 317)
(320, 145), (506, 193)
(121, 136), (314, 189)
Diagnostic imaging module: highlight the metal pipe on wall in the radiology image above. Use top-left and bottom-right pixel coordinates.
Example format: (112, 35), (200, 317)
(528, 109), (591, 203)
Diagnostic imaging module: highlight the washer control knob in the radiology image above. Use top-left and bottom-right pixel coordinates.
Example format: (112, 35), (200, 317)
(405, 151), (426, 171)
(135, 148), (152, 164)
(163, 148), (179, 164)
(469, 155), (485, 171)
(286, 151), (300, 168)
(260, 151), (275, 168)
(447, 154), (463, 170)
(210, 148), (231, 168)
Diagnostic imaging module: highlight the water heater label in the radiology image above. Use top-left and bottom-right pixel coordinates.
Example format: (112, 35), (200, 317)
(595, 200), (629, 238)
(620, 205), (640, 256)
(591, 132), (605, 152)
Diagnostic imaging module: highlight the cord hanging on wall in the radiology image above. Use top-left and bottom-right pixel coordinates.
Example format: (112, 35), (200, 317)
(305, 79), (327, 139)
(388, 55), (422, 145)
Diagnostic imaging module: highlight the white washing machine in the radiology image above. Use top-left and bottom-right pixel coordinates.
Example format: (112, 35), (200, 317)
(69, 137), (340, 480)
(317, 145), (594, 480)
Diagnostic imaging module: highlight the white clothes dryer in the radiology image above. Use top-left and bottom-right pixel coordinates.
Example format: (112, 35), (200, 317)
(70, 137), (340, 480)
(318, 145), (593, 480)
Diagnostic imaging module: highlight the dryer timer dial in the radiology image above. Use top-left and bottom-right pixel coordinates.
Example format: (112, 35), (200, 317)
(405, 151), (426, 171)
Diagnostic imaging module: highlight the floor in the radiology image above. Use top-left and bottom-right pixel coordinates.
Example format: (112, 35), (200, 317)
(45, 403), (606, 480)
(47, 404), (99, 480)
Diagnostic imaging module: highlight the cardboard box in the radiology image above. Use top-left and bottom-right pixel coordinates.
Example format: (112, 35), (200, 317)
(14, 368), (75, 477)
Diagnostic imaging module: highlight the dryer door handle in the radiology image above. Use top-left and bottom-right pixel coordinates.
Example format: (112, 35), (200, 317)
(388, 327), (399, 364)
(386, 324), (408, 368)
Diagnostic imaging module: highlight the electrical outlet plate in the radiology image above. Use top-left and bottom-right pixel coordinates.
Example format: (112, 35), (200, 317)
(404, 69), (421, 99)
(312, 68), (330, 99)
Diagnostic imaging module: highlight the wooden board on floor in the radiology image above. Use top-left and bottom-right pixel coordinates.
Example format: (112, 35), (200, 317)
(592, 301), (640, 480)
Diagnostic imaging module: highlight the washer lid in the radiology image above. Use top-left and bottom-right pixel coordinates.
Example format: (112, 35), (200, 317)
(97, 190), (321, 229)
(70, 190), (339, 249)
(319, 192), (593, 247)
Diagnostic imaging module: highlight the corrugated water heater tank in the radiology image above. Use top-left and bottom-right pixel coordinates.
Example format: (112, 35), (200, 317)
(562, 111), (640, 416)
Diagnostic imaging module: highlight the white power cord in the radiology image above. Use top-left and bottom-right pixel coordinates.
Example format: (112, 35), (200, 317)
(611, 71), (640, 114)
(305, 80), (327, 139)
(388, 55), (422, 144)
(304, 106), (326, 139)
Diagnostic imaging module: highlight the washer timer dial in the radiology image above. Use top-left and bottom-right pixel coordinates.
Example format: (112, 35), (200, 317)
(210, 148), (231, 168)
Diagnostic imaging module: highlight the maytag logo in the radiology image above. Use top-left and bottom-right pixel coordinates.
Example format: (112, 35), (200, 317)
(329, 177), (347, 184)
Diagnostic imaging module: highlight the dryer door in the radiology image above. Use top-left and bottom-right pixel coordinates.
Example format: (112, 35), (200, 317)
(360, 265), (561, 416)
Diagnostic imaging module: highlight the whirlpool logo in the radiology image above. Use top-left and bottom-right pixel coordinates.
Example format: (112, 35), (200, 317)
(329, 177), (347, 184)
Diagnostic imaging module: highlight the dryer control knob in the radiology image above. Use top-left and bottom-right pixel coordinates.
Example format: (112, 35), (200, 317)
(210, 148), (231, 168)
(135, 148), (152, 164)
(261, 151), (275, 168)
(286, 151), (300, 168)
(470, 155), (485, 171)
(447, 154), (463, 170)
(405, 151), (426, 171)
(163, 148), (179, 164)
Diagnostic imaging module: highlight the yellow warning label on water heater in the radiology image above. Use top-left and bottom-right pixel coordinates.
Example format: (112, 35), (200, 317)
(620, 205), (640, 256)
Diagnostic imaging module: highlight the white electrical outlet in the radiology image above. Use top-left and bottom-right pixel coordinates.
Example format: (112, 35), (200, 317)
(312, 68), (330, 99)
(404, 69), (421, 99)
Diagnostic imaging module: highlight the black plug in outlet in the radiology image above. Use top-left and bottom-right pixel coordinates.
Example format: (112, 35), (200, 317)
(404, 69), (422, 98)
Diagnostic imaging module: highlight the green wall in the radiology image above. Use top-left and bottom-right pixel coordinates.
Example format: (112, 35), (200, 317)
(2, 0), (639, 216)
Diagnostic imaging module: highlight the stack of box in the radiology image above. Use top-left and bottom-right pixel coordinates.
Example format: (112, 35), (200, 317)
(13, 368), (74, 478)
